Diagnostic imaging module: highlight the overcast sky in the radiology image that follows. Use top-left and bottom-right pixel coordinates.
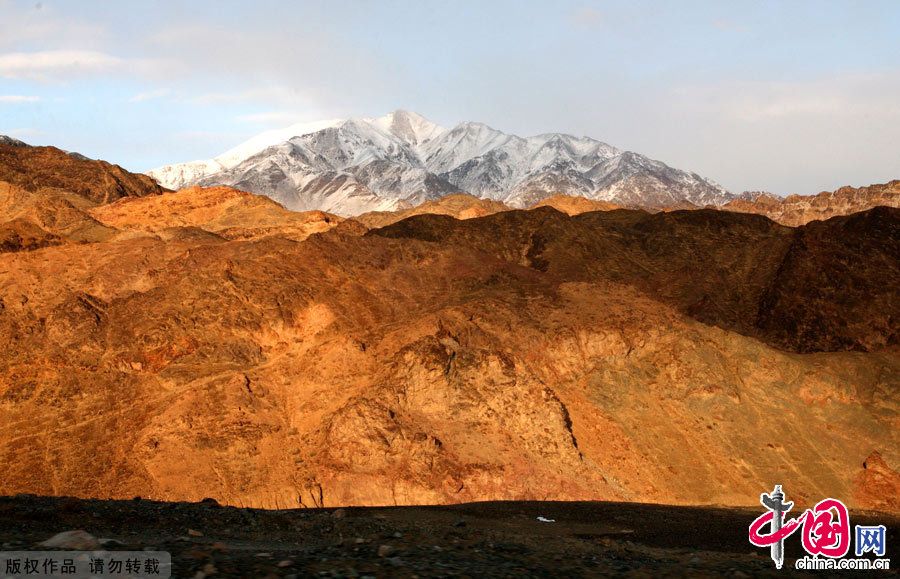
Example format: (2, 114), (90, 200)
(1, 0), (898, 195)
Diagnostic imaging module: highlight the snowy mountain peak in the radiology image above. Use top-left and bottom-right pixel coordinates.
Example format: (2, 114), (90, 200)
(217, 118), (346, 169)
(370, 110), (446, 146)
(148, 111), (733, 216)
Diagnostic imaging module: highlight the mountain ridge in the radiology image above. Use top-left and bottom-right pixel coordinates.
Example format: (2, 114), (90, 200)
(149, 110), (732, 216)
(725, 179), (900, 226)
(1, 136), (167, 205)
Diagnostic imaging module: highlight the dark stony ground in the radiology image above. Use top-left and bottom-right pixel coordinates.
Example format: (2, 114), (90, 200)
(0, 495), (896, 578)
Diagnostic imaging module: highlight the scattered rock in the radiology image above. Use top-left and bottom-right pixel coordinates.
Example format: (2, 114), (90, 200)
(377, 544), (395, 557)
(39, 530), (100, 550)
(332, 508), (347, 519)
(188, 529), (204, 537)
(277, 560), (294, 567)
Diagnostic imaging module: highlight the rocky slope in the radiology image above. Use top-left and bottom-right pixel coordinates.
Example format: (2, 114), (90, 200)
(149, 111), (732, 215)
(1, 137), (166, 205)
(724, 180), (899, 226)
(0, 177), (338, 252)
(89, 186), (341, 242)
(530, 194), (621, 215)
(0, 181), (118, 248)
(0, 139), (172, 251)
(353, 193), (509, 229)
(0, 194), (896, 511)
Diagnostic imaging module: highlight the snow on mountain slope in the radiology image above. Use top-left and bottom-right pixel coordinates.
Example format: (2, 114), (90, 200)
(150, 110), (732, 215)
(148, 159), (226, 192)
(370, 109), (446, 146)
(148, 118), (344, 190)
(217, 118), (345, 168)
(188, 114), (461, 214)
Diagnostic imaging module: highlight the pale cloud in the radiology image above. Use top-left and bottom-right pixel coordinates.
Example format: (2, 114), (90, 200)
(711, 19), (747, 32)
(236, 111), (310, 125)
(171, 129), (248, 145)
(670, 72), (900, 122)
(145, 22), (388, 113)
(0, 49), (122, 80)
(0, 94), (41, 103)
(3, 127), (44, 138)
(0, 1), (107, 51)
(729, 94), (846, 121)
(129, 88), (171, 103)
(0, 49), (172, 83)
(571, 6), (603, 28)
(651, 71), (900, 194)
(189, 87), (301, 106)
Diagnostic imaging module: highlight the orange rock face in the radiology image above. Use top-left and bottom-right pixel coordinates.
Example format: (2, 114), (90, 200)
(0, 203), (896, 512)
(0, 141), (166, 204)
(90, 186), (342, 242)
(854, 451), (900, 512)
(354, 193), (509, 229)
(530, 194), (621, 215)
(0, 181), (117, 245)
(0, 149), (896, 512)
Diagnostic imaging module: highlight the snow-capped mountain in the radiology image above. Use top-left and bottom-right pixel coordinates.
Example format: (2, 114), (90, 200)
(149, 110), (732, 215)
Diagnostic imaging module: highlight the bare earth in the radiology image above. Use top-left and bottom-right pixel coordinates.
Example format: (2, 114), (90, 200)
(1, 495), (896, 578)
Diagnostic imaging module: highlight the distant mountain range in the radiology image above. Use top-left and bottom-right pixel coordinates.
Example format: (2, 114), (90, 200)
(723, 180), (900, 226)
(149, 110), (733, 216)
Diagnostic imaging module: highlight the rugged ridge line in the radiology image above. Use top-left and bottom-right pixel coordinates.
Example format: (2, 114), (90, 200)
(149, 110), (731, 215)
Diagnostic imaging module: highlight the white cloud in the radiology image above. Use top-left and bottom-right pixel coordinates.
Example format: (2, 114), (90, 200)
(571, 6), (603, 28)
(653, 71), (900, 194)
(146, 23), (387, 113)
(189, 86), (310, 106)
(711, 19), (747, 32)
(0, 2), (107, 51)
(236, 111), (309, 125)
(170, 129), (248, 145)
(729, 94), (845, 121)
(129, 88), (171, 103)
(0, 95), (41, 103)
(671, 72), (900, 122)
(0, 49), (122, 80)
